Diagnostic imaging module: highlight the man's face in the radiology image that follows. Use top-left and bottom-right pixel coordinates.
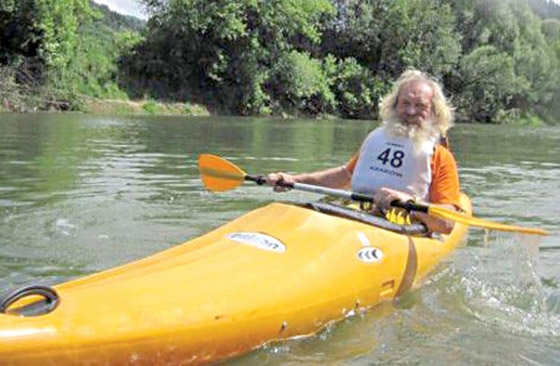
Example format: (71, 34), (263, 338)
(395, 81), (434, 128)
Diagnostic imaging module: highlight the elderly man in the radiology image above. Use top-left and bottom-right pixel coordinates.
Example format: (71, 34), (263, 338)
(267, 69), (460, 234)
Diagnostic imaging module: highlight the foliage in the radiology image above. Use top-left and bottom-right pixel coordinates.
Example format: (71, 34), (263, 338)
(374, 0), (461, 78)
(542, 19), (560, 42)
(142, 100), (160, 114)
(448, 0), (560, 123)
(323, 56), (388, 119)
(56, 23), (143, 101)
(0, 0), (143, 108)
(457, 46), (517, 122)
(1, 0), (43, 83)
(269, 51), (336, 115)
(528, 0), (560, 20)
(121, 0), (335, 115)
(1, 0), (560, 123)
(322, 0), (461, 79)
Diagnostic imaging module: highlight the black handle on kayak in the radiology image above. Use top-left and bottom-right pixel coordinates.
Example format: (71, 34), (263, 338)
(0, 285), (59, 315)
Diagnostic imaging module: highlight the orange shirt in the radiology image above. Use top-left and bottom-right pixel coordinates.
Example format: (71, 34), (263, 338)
(346, 145), (460, 207)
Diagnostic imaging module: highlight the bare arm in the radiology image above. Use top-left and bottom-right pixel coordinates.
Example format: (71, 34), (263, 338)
(267, 165), (352, 191)
(268, 158), (458, 234)
(412, 203), (456, 234)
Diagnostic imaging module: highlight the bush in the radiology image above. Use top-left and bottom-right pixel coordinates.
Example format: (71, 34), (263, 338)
(457, 46), (518, 122)
(270, 51), (336, 116)
(324, 56), (389, 119)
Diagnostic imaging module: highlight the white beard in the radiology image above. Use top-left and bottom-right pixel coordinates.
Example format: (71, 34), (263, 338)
(383, 115), (440, 151)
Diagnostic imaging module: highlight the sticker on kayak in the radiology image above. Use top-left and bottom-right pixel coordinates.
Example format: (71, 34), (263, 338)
(357, 247), (383, 263)
(356, 232), (383, 263)
(227, 232), (286, 253)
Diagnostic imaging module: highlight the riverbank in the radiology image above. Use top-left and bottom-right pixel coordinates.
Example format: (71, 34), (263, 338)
(83, 99), (211, 116)
(0, 88), (552, 125)
(0, 93), (336, 119)
(0, 96), (211, 117)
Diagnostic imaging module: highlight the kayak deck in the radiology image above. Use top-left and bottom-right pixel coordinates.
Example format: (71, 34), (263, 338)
(0, 194), (471, 365)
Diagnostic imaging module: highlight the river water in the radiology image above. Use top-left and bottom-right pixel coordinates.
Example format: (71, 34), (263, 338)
(0, 113), (559, 365)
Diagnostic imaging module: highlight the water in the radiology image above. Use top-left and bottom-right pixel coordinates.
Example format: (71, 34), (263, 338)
(0, 114), (559, 364)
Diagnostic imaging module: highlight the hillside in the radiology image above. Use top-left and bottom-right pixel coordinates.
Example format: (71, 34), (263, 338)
(529, 0), (560, 19)
(89, 1), (146, 32)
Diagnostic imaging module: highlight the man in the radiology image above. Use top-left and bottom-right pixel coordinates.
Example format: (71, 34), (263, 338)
(267, 69), (460, 234)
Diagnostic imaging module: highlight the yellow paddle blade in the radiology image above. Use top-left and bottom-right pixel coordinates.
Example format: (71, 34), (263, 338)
(198, 154), (246, 192)
(427, 205), (549, 236)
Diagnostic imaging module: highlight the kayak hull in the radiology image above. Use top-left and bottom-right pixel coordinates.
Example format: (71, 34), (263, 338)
(0, 195), (471, 365)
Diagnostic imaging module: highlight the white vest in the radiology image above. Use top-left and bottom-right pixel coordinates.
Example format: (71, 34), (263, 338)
(350, 127), (435, 200)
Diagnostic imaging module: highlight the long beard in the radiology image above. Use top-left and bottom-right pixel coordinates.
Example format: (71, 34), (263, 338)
(383, 116), (440, 151)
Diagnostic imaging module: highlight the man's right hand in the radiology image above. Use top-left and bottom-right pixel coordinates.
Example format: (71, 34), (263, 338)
(266, 172), (296, 192)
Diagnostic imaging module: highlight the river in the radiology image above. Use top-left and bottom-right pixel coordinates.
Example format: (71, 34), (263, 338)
(0, 113), (559, 365)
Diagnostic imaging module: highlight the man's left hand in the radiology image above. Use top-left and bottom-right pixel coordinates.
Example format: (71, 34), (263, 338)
(373, 187), (414, 210)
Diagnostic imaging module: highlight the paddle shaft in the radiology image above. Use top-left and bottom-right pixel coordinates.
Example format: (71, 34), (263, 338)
(199, 154), (548, 235)
(244, 174), (429, 213)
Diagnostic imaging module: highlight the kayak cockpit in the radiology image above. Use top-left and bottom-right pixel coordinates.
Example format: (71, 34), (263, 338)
(304, 201), (429, 236)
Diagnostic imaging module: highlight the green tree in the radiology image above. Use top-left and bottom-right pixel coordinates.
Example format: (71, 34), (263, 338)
(124, 0), (335, 115)
(323, 55), (387, 119)
(269, 50), (336, 115)
(1, 0), (94, 99)
(324, 0), (461, 79)
(454, 0), (519, 54)
(511, 2), (560, 121)
(451, 0), (560, 123)
(1, 0), (44, 82)
(457, 46), (517, 122)
(1, 0), (144, 109)
(542, 19), (560, 41)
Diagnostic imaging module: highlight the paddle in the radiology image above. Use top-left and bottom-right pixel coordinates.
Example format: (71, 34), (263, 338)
(198, 154), (549, 236)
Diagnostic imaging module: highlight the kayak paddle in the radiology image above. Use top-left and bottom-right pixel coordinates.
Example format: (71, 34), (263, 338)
(198, 154), (549, 236)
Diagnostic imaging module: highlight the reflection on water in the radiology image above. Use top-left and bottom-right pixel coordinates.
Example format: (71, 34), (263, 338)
(0, 114), (559, 364)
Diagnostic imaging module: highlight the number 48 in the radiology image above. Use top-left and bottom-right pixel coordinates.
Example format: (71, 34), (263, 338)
(377, 148), (405, 168)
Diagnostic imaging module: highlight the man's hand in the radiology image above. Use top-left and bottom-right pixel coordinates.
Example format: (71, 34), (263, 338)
(266, 172), (296, 192)
(373, 187), (414, 210)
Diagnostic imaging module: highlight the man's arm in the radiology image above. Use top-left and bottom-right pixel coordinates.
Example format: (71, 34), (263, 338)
(420, 146), (461, 234)
(374, 187), (457, 234)
(267, 165), (352, 191)
(412, 203), (456, 234)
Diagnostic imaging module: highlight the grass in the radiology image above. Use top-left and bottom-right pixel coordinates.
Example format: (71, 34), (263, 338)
(81, 98), (210, 116)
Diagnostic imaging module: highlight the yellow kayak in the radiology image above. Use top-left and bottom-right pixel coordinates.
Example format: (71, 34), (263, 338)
(0, 194), (471, 365)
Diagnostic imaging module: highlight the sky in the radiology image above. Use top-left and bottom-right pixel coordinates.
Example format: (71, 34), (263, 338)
(92, 0), (147, 20)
